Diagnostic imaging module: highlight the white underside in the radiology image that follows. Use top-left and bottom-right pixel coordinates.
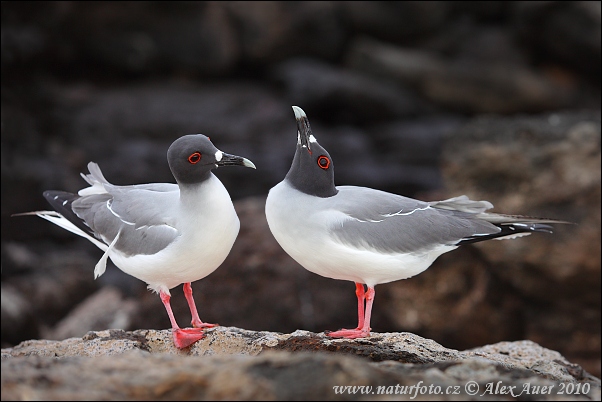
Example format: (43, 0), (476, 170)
(37, 174), (239, 295)
(265, 181), (456, 287)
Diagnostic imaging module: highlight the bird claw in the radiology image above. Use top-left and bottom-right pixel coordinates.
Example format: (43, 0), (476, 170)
(325, 329), (371, 339)
(192, 321), (219, 329)
(172, 328), (205, 349)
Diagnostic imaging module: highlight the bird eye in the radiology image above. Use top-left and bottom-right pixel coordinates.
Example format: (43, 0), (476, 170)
(188, 152), (202, 164)
(317, 155), (330, 170)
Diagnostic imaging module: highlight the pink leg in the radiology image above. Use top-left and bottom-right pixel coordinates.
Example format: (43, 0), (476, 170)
(354, 283), (366, 330)
(327, 285), (375, 339)
(361, 286), (375, 333)
(183, 283), (218, 329)
(160, 290), (205, 349)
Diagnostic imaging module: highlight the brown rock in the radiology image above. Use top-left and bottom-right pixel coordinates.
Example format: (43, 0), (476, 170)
(2, 327), (599, 400)
(441, 110), (601, 378)
(442, 111), (601, 298)
(380, 248), (524, 351)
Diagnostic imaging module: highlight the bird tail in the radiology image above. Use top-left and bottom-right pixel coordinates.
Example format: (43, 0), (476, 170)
(457, 212), (572, 245)
(11, 210), (107, 252)
(475, 212), (572, 226)
(429, 195), (493, 213)
(431, 195), (572, 245)
(78, 162), (110, 196)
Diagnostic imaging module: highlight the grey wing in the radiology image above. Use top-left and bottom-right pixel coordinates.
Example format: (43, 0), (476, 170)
(329, 188), (500, 254)
(99, 183), (179, 230)
(72, 186), (180, 256)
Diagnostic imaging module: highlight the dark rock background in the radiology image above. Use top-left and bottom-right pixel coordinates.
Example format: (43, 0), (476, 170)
(2, 0), (600, 379)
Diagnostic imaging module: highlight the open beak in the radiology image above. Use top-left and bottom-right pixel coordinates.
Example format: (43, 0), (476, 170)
(293, 106), (312, 153)
(216, 153), (256, 169)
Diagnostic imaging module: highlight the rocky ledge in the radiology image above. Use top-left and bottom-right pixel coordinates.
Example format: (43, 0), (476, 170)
(2, 327), (600, 400)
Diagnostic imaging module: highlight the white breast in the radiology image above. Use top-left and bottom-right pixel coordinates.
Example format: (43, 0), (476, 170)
(266, 181), (454, 287)
(111, 174), (240, 294)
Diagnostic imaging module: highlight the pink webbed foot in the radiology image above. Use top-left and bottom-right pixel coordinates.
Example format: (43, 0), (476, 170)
(325, 284), (375, 339)
(172, 327), (206, 349)
(191, 318), (219, 329)
(325, 328), (371, 339)
(183, 282), (219, 329)
(160, 289), (208, 349)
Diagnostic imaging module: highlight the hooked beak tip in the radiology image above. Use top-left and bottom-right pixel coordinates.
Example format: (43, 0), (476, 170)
(292, 106), (306, 121)
(242, 158), (256, 169)
(293, 106), (312, 151)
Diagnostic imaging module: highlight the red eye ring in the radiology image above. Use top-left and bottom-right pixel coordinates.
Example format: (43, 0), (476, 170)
(188, 152), (202, 164)
(317, 155), (330, 170)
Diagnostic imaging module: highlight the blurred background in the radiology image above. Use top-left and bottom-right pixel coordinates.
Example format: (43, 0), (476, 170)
(1, 1), (600, 377)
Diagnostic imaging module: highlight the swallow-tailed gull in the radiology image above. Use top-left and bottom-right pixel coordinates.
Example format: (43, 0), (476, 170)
(265, 106), (567, 339)
(19, 134), (255, 348)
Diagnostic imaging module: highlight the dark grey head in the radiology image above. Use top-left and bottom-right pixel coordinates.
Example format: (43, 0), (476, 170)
(284, 106), (338, 198)
(167, 134), (255, 184)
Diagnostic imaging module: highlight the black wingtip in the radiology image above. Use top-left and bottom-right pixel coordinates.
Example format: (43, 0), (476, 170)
(42, 190), (95, 237)
(529, 223), (554, 234)
(457, 222), (557, 246)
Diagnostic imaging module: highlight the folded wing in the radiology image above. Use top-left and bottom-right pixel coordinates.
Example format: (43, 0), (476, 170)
(329, 189), (563, 254)
(44, 163), (180, 257)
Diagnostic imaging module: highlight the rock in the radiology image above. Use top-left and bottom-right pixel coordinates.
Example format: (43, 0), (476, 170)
(271, 57), (430, 124)
(223, 2), (346, 63)
(379, 248), (525, 352)
(513, 1), (602, 80)
(24, 2), (240, 75)
(341, 1), (449, 43)
(440, 110), (601, 380)
(425, 22), (530, 67)
(0, 283), (38, 347)
(3, 246), (100, 330)
(43, 287), (138, 341)
(442, 111), (601, 297)
(2, 327), (599, 400)
(346, 36), (575, 114)
(362, 115), (464, 194)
